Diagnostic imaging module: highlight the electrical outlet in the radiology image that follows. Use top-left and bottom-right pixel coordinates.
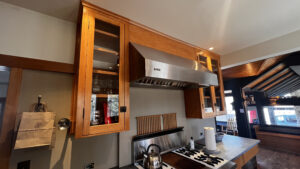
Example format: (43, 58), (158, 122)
(17, 160), (30, 169)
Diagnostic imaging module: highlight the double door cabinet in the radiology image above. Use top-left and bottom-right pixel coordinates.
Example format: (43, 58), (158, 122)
(72, 4), (226, 138)
(184, 54), (226, 119)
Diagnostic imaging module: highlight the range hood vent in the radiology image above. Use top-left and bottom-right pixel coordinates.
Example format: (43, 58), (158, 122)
(129, 43), (218, 89)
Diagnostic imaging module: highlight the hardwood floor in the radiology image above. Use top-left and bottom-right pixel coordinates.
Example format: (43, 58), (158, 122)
(256, 146), (300, 169)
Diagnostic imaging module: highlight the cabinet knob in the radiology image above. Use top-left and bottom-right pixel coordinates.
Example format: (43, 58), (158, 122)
(120, 106), (127, 112)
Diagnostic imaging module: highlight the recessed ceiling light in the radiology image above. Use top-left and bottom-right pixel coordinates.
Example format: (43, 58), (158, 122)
(209, 47), (214, 51)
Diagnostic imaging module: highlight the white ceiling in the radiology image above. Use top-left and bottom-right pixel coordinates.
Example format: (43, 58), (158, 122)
(2, 0), (300, 55)
(0, 0), (80, 22)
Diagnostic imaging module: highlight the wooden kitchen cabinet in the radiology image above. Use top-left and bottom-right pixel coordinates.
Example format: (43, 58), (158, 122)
(72, 5), (129, 138)
(184, 54), (226, 119)
(211, 58), (226, 115)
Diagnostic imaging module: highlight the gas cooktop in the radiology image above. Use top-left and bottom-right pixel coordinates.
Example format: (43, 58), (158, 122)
(172, 147), (228, 169)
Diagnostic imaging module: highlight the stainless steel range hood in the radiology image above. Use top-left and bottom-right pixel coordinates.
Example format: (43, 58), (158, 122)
(129, 43), (218, 89)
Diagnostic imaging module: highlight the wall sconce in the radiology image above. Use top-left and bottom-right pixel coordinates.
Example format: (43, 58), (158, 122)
(58, 118), (71, 131)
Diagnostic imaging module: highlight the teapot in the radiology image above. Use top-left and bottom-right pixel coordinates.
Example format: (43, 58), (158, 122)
(143, 144), (162, 169)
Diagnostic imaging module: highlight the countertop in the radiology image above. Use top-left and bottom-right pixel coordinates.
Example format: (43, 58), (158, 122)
(196, 134), (260, 161)
(215, 135), (260, 161)
(120, 135), (260, 169)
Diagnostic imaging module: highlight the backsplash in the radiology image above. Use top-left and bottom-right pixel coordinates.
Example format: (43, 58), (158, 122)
(118, 87), (216, 167)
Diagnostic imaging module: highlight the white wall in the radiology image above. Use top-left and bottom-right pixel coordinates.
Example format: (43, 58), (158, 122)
(10, 70), (119, 169)
(1, 2), (119, 169)
(119, 88), (216, 167)
(221, 29), (300, 69)
(0, 1), (76, 64)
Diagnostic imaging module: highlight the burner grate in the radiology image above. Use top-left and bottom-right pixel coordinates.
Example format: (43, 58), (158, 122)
(172, 147), (228, 169)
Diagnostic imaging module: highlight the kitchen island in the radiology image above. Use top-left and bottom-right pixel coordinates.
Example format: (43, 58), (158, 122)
(216, 135), (260, 169)
(196, 134), (260, 169)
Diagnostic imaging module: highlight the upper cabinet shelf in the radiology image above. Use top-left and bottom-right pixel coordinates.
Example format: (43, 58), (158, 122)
(94, 45), (119, 56)
(95, 29), (119, 38)
(93, 69), (118, 76)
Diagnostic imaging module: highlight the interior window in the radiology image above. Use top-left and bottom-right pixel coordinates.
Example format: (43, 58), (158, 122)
(216, 90), (236, 122)
(0, 66), (10, 135)
(263, 105), (300, 127)
(247, 106), (259, 124)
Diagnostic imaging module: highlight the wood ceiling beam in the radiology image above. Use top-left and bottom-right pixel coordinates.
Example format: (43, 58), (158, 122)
(278, 84), (300, 96)
(244, 63), (286, 89)
(268, 79), (300, 96)
(223, 54), (286, 80)
(270, 83), (300, 97)
(222, 60), (263, 79)
(254, 68), (290, 91)
(263, 73), (295, 91)
(256, 55), (286, 75)
(265, 75), (298, 93)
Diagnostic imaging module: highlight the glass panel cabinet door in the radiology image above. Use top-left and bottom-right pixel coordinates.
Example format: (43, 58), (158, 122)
(198, 55), (215, 115)
(199, 55), (208, 69)
(201, 87), (214, 114)
(211, 59), (225, 112)
(83, 11), (125, 135)
(91, 18), (121, 126)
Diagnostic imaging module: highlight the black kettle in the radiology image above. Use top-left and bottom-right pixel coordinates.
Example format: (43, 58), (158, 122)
(143, 144), (162, 169)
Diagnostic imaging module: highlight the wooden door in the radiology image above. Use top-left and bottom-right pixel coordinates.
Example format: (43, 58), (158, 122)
(75, 7), (126, 138)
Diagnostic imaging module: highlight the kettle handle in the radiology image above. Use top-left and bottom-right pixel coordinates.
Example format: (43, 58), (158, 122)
(146, 144), (161, 154)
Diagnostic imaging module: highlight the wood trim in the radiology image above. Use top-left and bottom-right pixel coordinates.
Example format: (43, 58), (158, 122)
(70, 3), (83, 134)
(255, 127), (300, 154)
(124, 22), (130, 131)
(74, 6), (90, 138)
(88, 115), (125, 135)
(82, 8), (97, 136)
(0, 54), (74, 74)
(0, 68), (23, 169)
(256, 130), (300, 140)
